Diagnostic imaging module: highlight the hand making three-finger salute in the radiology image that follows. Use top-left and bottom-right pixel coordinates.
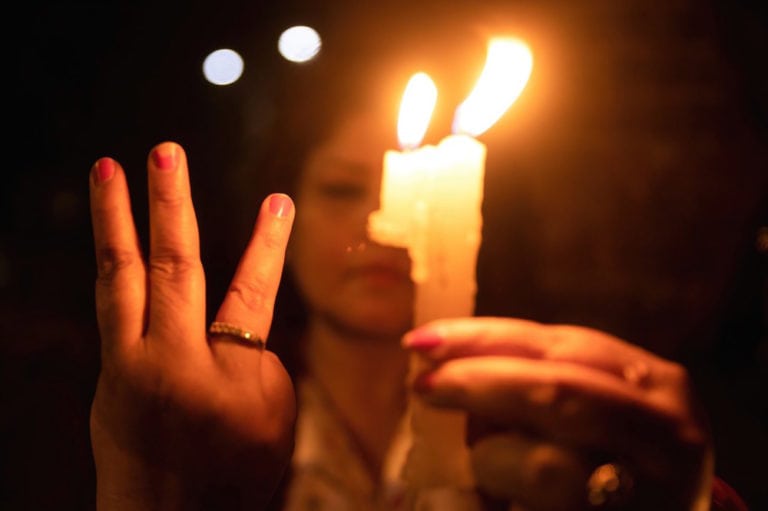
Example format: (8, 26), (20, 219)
(89, 142), (295, 510)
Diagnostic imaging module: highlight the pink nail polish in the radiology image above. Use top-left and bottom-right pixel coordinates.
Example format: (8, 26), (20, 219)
(94, 158), (115, 183)
(269, 194), (293, 218)
(152, 144), (177, 171)
(404, 331), (443, 351)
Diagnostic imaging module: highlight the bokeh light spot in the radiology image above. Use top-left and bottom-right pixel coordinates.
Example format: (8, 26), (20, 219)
(278, 26), (322, 63)
(202, 48), (244, 85)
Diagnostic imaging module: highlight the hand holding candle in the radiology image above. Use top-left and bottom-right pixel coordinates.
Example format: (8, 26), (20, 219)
(368, 38), (533, 496)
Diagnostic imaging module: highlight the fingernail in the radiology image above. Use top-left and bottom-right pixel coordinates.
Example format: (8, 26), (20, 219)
(269, 193), (293, 218)
(94, 158), (115, 184)
(152, 143), (177, 171)
(403, 331), (443, 351)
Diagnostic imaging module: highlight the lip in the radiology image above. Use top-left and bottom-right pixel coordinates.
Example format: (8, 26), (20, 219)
(347, 261), (412, 285)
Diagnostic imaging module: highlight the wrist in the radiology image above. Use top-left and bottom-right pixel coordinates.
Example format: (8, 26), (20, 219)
(95, 458), (193, 511)
(94, 447), (276, 511)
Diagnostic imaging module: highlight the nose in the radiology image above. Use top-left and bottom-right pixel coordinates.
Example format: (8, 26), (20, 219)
(348, 168), (384, 241)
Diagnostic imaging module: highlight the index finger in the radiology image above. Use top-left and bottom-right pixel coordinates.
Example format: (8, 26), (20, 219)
(403, 317), (675, 388)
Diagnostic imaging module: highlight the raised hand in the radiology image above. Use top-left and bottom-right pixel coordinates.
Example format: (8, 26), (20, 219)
(404, 317), (713, 511)
(89, 142), (296, 510)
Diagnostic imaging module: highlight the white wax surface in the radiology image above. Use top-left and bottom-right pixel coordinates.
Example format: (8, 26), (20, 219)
(368, 134), (487, 490)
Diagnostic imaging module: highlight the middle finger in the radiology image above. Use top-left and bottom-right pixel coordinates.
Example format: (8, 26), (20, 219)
(404, 318), (673, 389)
(147, 142), (205, 341)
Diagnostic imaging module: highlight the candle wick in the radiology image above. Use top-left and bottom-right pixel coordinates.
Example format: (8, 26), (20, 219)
(451, 115), (466, 137)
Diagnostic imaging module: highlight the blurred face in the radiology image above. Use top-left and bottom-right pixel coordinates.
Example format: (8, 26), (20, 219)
(290, 111), (414, 340)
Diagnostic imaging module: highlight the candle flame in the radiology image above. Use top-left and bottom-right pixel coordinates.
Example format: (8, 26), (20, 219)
(397, 72), (438, 150)
(453, 38), (533, 137)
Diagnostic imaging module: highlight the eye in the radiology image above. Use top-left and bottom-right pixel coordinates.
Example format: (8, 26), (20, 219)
(317, 181), (367, 200)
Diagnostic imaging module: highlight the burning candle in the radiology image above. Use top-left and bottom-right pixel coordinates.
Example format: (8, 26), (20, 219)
(369, 38), (533, 497)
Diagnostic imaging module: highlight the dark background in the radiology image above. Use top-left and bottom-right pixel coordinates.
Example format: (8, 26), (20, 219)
(2, 1), (766, 509)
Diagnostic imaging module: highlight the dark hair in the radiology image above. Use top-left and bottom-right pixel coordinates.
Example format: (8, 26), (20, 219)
(229, 5), (491, 378)
(252, 4), (489, 191)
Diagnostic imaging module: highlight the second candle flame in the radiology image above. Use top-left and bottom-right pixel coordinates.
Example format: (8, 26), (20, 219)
(453, 38), (533, 137)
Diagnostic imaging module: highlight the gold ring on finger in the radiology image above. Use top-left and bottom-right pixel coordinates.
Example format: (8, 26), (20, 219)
(208, 321), (265, 349)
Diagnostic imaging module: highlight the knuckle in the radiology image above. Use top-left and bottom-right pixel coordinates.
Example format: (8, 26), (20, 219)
(96, 247), (141, 282)
(149, 254), (202, 279)
(152, 187), (187, 209)
(259, 227), (286, 252)
(228, 278), (273, 314)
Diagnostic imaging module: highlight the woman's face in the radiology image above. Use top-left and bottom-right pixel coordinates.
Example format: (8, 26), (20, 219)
(290, 111), (414, 340)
